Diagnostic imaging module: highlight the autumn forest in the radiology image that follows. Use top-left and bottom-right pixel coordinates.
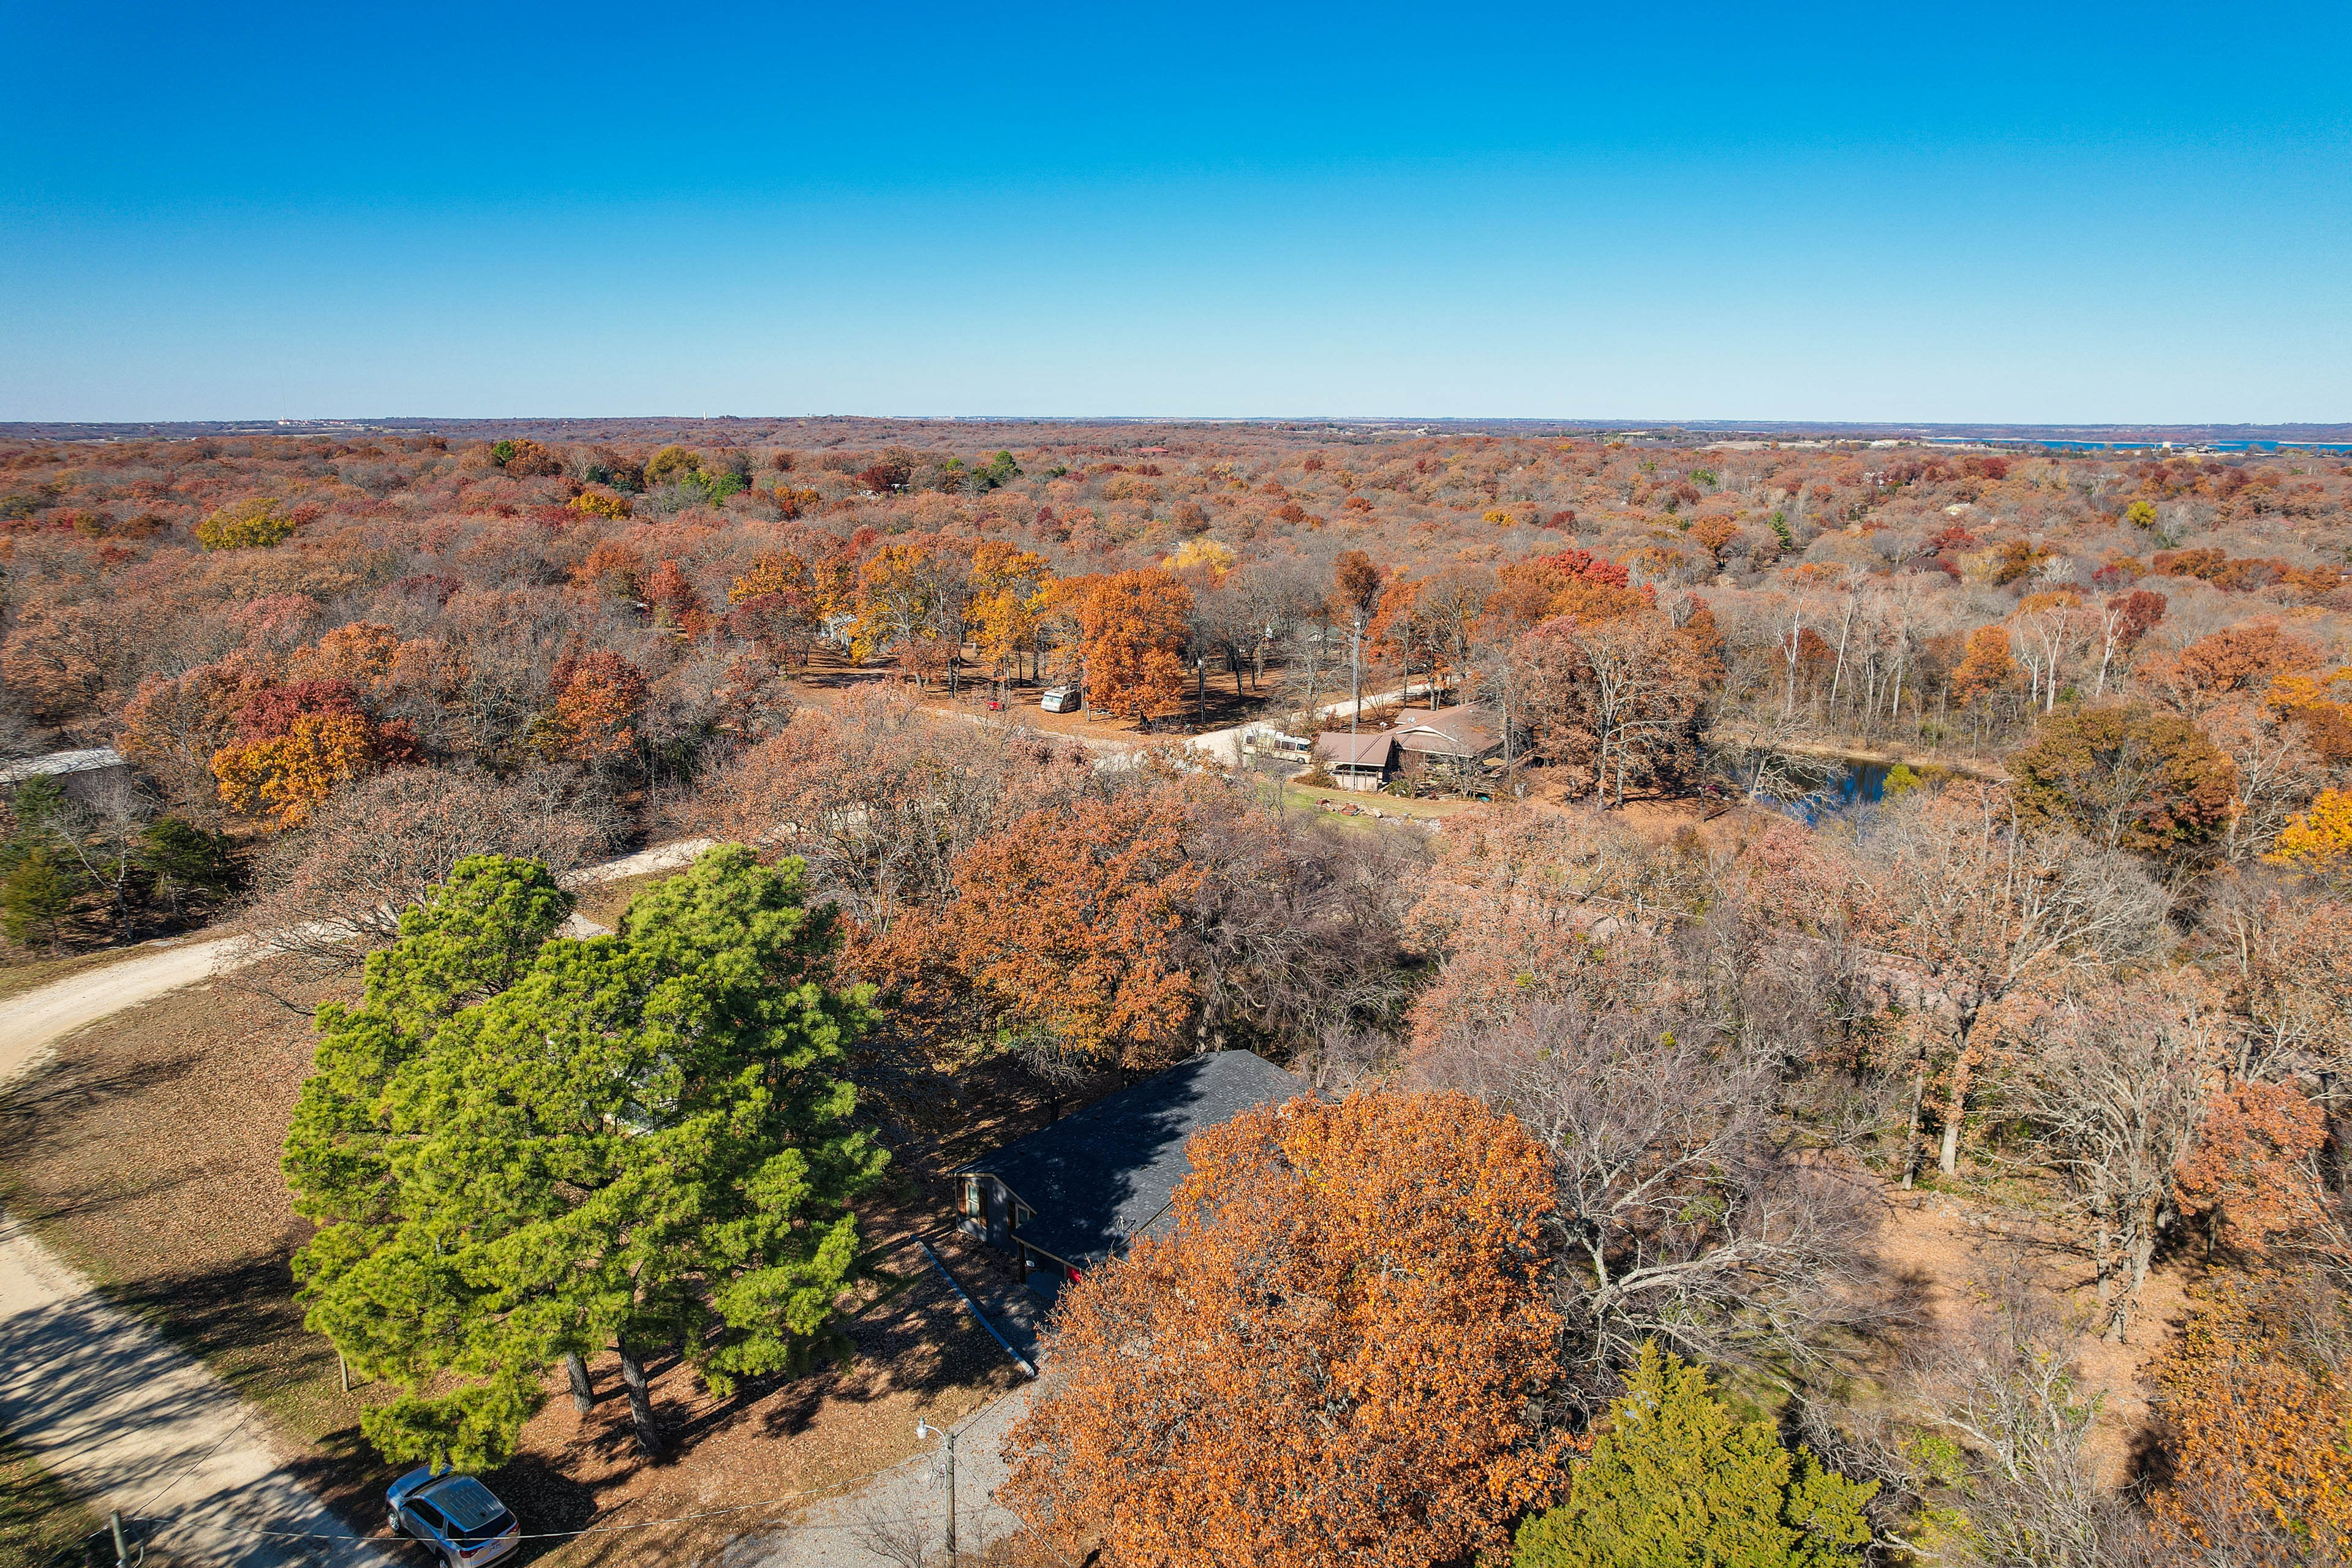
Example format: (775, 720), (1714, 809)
(3, 417), (2350, 1567)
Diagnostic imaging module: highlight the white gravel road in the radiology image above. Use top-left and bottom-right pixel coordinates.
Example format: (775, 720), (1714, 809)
(0, 1215), (396, 1567)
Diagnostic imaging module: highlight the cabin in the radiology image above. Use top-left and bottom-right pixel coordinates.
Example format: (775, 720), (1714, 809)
(1311, 729), (1397, 791)
(951, 1050), (1303, 1300)
(0, 748), (132, 806)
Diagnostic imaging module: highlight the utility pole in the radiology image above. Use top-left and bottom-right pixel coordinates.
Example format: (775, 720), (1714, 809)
(918, 1419), (956, 1561)
(1354, 619), (1365, 734)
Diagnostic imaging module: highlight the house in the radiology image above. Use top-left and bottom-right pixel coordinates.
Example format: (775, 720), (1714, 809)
(1311, 729), (1397, 791)
(1391, 707), (1506, 778)
(951, 1051), (1303, 1299)
(0, 748), (132, 805)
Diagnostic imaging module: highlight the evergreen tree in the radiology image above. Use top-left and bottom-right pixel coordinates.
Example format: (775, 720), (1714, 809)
(137, 816), (237, 920)
(1, 848), (80, 948)
(1514, 1343), (1876, 1568)
(284, 846), (885, 1470)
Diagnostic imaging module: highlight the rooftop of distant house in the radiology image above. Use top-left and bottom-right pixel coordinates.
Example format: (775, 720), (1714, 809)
(0, 748), (126, 788)
(952, 1050), (1303, 1268)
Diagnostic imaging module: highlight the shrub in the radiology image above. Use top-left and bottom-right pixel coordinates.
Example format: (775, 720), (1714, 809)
(194, 498), (295, 550)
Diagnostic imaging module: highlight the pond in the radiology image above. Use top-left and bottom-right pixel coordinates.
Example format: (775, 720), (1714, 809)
(1706, 747), (1903, 824)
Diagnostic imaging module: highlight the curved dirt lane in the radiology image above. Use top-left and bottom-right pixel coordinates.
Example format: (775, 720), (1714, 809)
(0, 935), (251, 1087)
(0, 837), (718, 1081)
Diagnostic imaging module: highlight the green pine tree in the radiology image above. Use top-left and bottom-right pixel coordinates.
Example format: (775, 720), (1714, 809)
(1, 848), (80, 949)
(284, 846), (886, 1471)
(137, 817), (238, 920)
(1514, 1343), (1877, 1568)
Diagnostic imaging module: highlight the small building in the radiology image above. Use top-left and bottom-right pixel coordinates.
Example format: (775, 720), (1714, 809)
(951, 1051), (1303, 1300)
(0, 748), (131, 806)
(1312, 729), (1397, 791)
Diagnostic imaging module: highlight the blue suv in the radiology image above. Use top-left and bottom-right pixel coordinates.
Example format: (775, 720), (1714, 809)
(386, 1468), (521, 1565)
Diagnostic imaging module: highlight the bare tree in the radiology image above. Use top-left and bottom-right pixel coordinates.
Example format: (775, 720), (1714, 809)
(2029, 972), (2223, 1341)
(1904, 1268), (2155, 1568)
(1855, 783), (2171, 1181)
(239, 764), (620, 979)
(1414, 993), (1890, 1409)
(688, 684), (1096, 937)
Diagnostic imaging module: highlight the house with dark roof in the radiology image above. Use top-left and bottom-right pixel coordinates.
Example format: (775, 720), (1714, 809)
(951, 1050), (1303, 1299)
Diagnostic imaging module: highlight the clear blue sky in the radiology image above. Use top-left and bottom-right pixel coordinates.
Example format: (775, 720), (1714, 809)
(4, 1), (2346, 423)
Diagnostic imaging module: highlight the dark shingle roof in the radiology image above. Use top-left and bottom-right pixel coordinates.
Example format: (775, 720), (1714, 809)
(952, 1051), (1303, 1268)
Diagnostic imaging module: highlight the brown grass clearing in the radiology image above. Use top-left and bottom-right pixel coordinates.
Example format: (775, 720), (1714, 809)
(1872, 1175), (2196, 1488)
(567, 869), (676, 933)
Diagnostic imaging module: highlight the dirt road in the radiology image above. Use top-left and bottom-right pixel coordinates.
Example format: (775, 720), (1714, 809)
(0, 838), (719, 1079)
(0, 1214), (394, 1567)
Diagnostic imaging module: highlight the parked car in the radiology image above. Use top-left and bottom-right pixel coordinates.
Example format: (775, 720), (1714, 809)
(1039, 685), (1082, 714)
(387, 1468), (521, 1565)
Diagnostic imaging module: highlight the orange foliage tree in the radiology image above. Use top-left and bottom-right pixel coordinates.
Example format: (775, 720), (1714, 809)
(1001, 1091), (1567, 1568)
(643, 559), (706, 630)
(1949, 624), (2020, 709)
(2148, 1280), (2352, 1562)
(1517, 608), (1716, 806)
(950, 786), (1202, 1068)
(848, 540), (968, 682)
(2174, 1079), (2328, 1256)
(212, 709), (415, 827)
(1485, 547), (1648, 632)
(2007, 703), (2239, 856)
(967, 540), (1053, 688)
(1074, 568), (1193, 722)
(2146, 622), (2326, 717)
(543, 650), (647, 763)
(2268, 788), (2352, 875)
(1, 601), (111, 723)
(570, 540), (645, 605)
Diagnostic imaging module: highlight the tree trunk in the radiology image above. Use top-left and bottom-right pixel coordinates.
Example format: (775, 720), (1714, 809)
(566, 1351), (595, 1414)
(2113, 1200), (2163, 1343)
(615, 1337), (665, 1456)
(1899, 1044), (1929, 1190)
(1937, 1016), (1980, 1177)
(2092, 1188), (2112, 1321)
(1349, 622), (1363, 732)
(1937, 1055), (1972, 1177)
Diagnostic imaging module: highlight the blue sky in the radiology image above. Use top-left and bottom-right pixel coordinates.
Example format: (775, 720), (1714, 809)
(4, 1), (2347, 423)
